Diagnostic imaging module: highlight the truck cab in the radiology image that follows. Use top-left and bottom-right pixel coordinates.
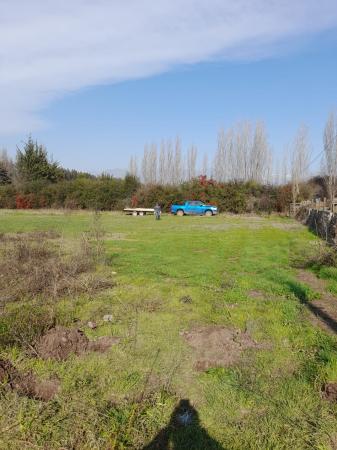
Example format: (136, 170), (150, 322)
(171, 201), (218, 216)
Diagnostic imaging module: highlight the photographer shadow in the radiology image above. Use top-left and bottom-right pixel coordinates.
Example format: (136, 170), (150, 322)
(142, 399), (224, 450)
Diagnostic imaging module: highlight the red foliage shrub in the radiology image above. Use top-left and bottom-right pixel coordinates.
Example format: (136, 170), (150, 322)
(16, 194), (33, 209)
(131, 195), (138, 207)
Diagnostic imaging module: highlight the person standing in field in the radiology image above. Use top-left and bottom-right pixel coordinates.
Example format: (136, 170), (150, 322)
(154, 203), (161, 220)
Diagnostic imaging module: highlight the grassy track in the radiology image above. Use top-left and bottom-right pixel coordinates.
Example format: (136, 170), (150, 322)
(0, 210), (337, 449)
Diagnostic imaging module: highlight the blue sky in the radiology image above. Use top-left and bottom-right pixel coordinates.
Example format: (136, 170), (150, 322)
(1, 1), (337, 174)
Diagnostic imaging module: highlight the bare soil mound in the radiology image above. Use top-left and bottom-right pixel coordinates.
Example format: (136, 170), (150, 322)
(36, 326), (120, 360)
(0, 359), (59, 401)
(37, 327), (89, 360)
(182, 326), (261, 371)
(323, 382), (337, 402)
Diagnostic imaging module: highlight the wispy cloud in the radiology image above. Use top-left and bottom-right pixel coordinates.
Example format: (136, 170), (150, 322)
(1, 0), (337, 134)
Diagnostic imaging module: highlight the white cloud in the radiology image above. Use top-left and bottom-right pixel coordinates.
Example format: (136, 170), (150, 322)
(1, 0), (337, 134)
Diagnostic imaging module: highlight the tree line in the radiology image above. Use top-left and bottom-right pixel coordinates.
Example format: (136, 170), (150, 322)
(1, 112), (337, 212)
(129, 121), (274, 185)
(129, 113), (337, 211)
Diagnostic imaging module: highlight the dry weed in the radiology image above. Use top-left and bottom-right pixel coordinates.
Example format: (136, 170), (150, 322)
(0, 229), (113, 303)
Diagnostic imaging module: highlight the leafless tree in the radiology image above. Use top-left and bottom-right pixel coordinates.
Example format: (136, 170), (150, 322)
(213, 128), (227, 182)
(158, 141), (166, 184)
(280, 145), (290, 185)
(173, 136), (183, 184)
(202, 153), (208, 177)
(166, 139), (175, 185)
(186, 145), (198, 181)
(128, 155), (138, 177)
(235, 121), (252, 181)
(148, 143), (157, 185)
(323, 112), (337, 209)
(250, 121), (271, 183)
(272, 155), (280, 185)
(291, 124), (311, 211)
(141, 144), (150, 184)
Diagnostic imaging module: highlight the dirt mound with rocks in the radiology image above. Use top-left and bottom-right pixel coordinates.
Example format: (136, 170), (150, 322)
(37, 327), (89, 360)
(0, 359), (59, 401)
(36, 326), (120, 361)
(181, 325), (262, 371)
(323, 383), (337, 402)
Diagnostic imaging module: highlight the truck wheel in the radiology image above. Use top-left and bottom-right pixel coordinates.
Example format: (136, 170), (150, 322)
(132, 211), (138, 216)
(177, 210), (184, 216)
(205, 210), (213, 217)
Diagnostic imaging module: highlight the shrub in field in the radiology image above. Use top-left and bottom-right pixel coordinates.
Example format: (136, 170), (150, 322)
(15, 193), (33, 208)
(292, 239), (337, 270)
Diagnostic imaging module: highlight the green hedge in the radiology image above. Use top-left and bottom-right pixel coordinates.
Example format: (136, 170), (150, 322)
(0, 175), (140, 210)
(0, 175), (295, 213)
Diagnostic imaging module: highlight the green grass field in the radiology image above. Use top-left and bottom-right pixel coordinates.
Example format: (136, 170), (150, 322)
(1, 210), (337, 449)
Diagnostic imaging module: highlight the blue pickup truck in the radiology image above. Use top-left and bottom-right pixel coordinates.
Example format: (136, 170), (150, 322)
(171, 201), (218, 216)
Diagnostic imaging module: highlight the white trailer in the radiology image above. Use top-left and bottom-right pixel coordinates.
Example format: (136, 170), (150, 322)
(123, 207), (155, 216)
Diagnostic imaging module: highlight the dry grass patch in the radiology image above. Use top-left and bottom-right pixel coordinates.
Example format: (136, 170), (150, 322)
(0, 232), (114, 303)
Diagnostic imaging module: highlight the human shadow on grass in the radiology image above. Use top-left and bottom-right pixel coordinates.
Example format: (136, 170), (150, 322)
(142, 399), (224, 450)
(287, 280), (337, 334)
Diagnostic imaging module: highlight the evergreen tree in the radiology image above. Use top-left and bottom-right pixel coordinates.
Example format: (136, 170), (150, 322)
(124, 173), (141, 196)
(16, 136), (60, 183)
(0, 162), (11, 184)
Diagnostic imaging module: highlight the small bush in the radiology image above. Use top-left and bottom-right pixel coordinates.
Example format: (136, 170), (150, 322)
(291, 240), (337, 269)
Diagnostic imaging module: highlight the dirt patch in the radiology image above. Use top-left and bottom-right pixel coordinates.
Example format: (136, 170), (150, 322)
(248, 290), (266, 299)
(322, 382), (337, 402)
(270, 222), (303, 231)
(106, 233), (137, 241)
(37, 327), (89, 360)
(139, 299), (163, 313)
(297, 270), (326, 291)
(88, 336), (121, 353)
(181, 325), (262, 371)
(36, 326), (119, 360)
(0, 359), (59, 401)
(297, 270), (337, 335)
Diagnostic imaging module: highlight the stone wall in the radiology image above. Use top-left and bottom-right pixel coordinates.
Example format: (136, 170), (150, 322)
(298, 207), (337, 245)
